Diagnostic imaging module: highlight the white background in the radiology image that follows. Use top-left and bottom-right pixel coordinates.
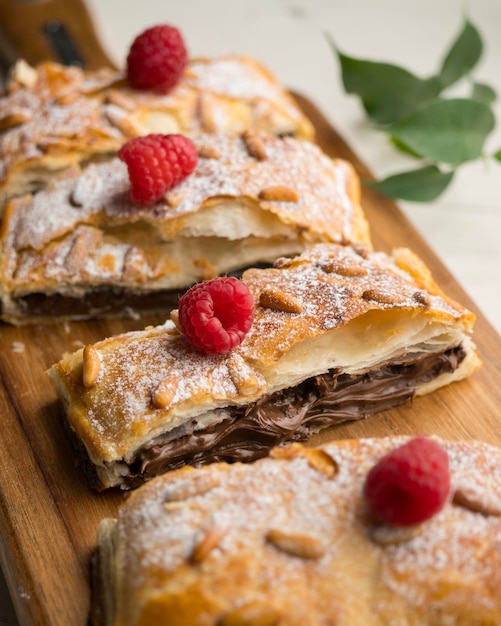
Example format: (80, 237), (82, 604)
(1, 0), (500, 622)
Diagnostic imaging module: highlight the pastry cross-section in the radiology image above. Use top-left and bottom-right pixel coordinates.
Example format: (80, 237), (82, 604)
(90, 437), (501, 626)
(47, 243), (480, 491)
(0, 133), (370, 324)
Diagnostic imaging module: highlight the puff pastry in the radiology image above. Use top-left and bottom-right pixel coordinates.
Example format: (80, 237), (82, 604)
(0, 133), (370, 325)
(47, 243), (479, 491)
(0, 56), (313, 208)
(90, 436), (501, 626)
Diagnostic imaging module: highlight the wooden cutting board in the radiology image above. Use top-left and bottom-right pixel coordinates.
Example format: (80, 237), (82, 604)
(0, 96), (500, 626)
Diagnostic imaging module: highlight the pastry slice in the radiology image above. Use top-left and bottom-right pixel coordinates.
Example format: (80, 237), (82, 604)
(90, 436), (501, 626)
(0, 133), (370, 324)
(0, 56), (313, 207)
(47, 243), (479, 491)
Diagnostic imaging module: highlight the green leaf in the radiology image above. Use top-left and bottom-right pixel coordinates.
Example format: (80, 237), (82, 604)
(471, 81), (497, 104)
(494, 149), (501, 162)
(390, 137), (423, 159)
(366, 166), (454, 202)
(389, 98), (495, 165)
(438, 19), (483, 88)
(326, 35), (441, 125)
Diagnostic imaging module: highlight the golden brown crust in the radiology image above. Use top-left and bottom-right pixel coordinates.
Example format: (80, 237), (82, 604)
(92, 437), (501, 626)
(0, 56), (314, 206)
(0, 134), (370, 324)
(47, 243), (478, 488)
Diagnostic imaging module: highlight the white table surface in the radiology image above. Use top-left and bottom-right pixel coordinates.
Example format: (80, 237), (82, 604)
(1, 0), (500, 623)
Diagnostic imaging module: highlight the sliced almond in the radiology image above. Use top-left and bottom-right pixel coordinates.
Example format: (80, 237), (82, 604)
(270, 443), (304, 461)
(259, 288), (303, 314)
(10, 59), (38, 88)
(453, 487), (501, 517)
(104, 106), (139, 138)
(104, 89), (137, 111)
(258, 186), (299, 203)
(197, 92), (218, 133)
(165, 188), (187, 208)
(266, 528), (325, 559)
(55, 91), (81, 106)
(228, 359), (263, 397)
(191, 525), (227, 563)
(412, 290), (431, 307)
(152, 376), (178, 409)
(169, 309), (182, 333)
(82, 345), (101, 388)
(303, 448), (338, 477)
(370, 523), (423, 546)
(362, 288), (399, 305)
(0, 111), (31, 131)
(320, 260), (367, 277)
(219, 602), (282, 626)
(242, 131), (268, 161)
(198, 144), (221, 159)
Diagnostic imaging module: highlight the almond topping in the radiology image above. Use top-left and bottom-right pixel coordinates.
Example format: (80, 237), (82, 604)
(370, 523), (423, 546)
(166, 473), (221, 502)
(165, 188), (187, 208)
(273, 257), (309, 270)
(152, 376), (178, 409)
(320, 260), (368, 277)
(453, 487), (501, 517)
(258, 186), (299, 203)
(197, 92), (218, 132)
(413, 290), (431, 307)
(105, 89), (137, 111)
(0, 111), (31, 131)
(303, 448), (339, 477)
(266, 528), (325, 559)
(259, 288), (303, 314)
(270, 443), (304, 461)
(242, 131), (268, 160)
(169, 309), (181, 331)
(198, 144), (221, 159)
(228, 363), (262, 397)
(219, 602), (282, 626)
(362, 288), (397, 305)
(55, 91), (81, 106)
(104, 108), (139, 138)
(191, 525), (227, 563)
(82, 345), (101, 388)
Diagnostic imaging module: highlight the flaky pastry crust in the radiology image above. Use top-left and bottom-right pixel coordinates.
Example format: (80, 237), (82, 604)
(47, 243), (479, 490)
(91, 436), (501, 626)
(0, 133), (370, 324)
(0, 56), (314, 207)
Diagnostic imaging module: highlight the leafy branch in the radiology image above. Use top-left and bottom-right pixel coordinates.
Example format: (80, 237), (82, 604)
(327, 19), (501, 202)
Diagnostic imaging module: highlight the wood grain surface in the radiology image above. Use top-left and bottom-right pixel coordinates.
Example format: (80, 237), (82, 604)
(0, 96), (500, 626)
(0, 0), (115, 71)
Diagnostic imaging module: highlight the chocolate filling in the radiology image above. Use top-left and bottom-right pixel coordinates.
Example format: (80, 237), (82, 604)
(9, 265), (272, 321)
(11, 287), (183, 319)
(118, 344), (465, 489)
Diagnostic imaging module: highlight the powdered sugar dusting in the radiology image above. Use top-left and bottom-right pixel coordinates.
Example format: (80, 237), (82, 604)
(185, 58), (302, 119)
(3, 135), (366, 291)
(7, 134), (358, 252)
(57, 243), (473, 462)
(0, 56), (311, 194)
(110, 437), (501, 622)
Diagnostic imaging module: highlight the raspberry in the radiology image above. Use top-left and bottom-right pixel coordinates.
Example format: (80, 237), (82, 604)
(178, 277), (254, 354)
(363, 437), (450, 527)
(118, 134), (197, 205)
(126, 24), (188, 93)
